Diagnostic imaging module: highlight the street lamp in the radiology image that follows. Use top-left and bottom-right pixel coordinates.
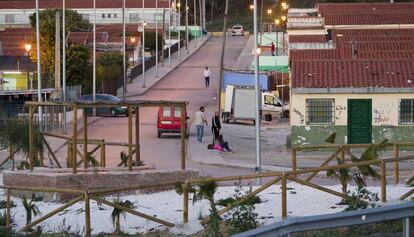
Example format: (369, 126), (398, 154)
(25, 44), (32, 90)
(281, 15), (287, 21)
(275, 19), (280, 56)
(130, 37), (136, 66)
(267, 9), (272, 15)
(249, 4), (254, 10)
(281, 2), (287, 9)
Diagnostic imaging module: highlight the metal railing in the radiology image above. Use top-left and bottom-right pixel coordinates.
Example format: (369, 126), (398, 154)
(233, 202), (414, 237)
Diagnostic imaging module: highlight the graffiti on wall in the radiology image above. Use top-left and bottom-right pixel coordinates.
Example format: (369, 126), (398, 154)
(373, 102), (394, 126)
(335, 105), (346, 120)
(293, 108), (304, 124)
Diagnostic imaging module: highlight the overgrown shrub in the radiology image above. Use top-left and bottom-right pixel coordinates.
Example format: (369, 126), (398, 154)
(344, 187), (379, 211)
(227, 184), (259, 234)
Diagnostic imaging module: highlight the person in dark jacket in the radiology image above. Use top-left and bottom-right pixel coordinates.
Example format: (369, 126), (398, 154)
(216, 134), (232, 152)
(211, 111), (221, 143)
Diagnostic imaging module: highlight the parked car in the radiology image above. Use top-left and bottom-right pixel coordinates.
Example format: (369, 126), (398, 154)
(231, 24), (244, 36)
(157, 106), (189, 138)
(81, 94), (129, 117)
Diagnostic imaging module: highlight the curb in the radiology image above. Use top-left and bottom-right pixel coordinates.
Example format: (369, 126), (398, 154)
(126, 36), (211, 98)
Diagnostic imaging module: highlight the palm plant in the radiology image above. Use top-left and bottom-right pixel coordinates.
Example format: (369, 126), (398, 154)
(87, 154), (99, 167)
(22, 194), (41, 225)
(118, 151), (128, 167)
(326, 134), (388, 202)
(110, 197), (134, 233)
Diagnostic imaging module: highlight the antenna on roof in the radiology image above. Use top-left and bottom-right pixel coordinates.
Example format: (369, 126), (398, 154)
(351, 40), (358, 59)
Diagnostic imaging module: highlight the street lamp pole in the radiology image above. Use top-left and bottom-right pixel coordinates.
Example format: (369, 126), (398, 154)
(93, 0), (96, 116)
(25, 44), (31, 90)
(155, 0), (159, 77)
(122, 0), (127, 99)
(178, 1), (181, 61)
(185, 0), (189, 54)
(253, 0), (262, 175)
(142, 0), (146, 88)
(62, 0), (67, 133)
(168, 0), (172, 67)
(35, 0), (42, 124)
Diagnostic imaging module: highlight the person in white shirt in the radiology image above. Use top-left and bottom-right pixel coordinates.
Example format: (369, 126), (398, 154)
(203, 67), (211, 87)
(194, 107), (208, 143)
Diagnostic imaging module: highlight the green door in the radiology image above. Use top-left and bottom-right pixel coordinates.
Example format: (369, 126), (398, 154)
(348, 99), (372, 144)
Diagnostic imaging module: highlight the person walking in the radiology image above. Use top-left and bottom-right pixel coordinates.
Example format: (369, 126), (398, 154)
(211, 111), (221, 143)
(194, 107), (208, 143)
(271, 42), (275, 56)
(203, 66), (211, 87)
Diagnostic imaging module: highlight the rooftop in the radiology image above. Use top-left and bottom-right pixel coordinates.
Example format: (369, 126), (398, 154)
(0, 0), (170, 9)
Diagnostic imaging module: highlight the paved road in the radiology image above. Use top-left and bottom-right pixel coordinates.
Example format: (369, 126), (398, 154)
(84, 36), (255, 177)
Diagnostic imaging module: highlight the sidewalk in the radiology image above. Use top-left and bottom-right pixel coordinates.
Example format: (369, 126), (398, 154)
(118, 36), (210, 97)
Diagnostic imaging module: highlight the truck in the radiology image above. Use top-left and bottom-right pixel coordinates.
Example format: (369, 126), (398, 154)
(222, 85), (289, 124)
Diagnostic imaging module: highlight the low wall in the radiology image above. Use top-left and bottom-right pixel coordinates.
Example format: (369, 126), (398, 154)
(3, 167), (199, 201)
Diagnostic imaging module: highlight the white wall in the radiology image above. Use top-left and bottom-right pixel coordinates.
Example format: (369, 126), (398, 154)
(291, 93), (414, 127)
(0, 8), (177, 26)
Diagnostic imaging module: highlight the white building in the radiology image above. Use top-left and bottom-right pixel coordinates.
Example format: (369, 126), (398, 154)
(0, 0), (179, 27)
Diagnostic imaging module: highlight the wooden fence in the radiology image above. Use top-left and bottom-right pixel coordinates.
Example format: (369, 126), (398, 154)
(23, 100), (188, 173)
(2, 152), (414, 236)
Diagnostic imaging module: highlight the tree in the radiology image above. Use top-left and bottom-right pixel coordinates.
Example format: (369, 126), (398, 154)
(29, 9), (92, 81)
(66, 44), (91, 89)
(110, 197), (134, 233)
(96, 52), (123, 93)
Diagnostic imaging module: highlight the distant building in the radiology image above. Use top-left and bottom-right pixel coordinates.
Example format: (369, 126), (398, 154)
(0, 0), (177, 27)
(288, 2), (414, 146)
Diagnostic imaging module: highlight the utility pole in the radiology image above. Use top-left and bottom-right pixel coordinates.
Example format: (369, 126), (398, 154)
(35, 0), (42, 124)
(162, 8), (165, 67)
(253, 0), (262, 175)
(168, 0), (172, 67)
(202, 0), (205, 30)
(142, 0), (146, 87)
(62, 0), (67, 133)
(210, 0), (213, 22)
(185, 0), (189, 54)
(122, 0), (127, 99)
(93, 0), (96, 115)
(54, 11), (61, 97)
(178, 0), (181, 61)
(199, 0), (202, 39)
(155, 0), (159, 77)
(217, 0), (228, 114)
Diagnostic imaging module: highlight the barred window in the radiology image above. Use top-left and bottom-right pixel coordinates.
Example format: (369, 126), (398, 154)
(306, 99), (335, 125)
(399, 99), (414, 125)
(129, 13), (140, 23)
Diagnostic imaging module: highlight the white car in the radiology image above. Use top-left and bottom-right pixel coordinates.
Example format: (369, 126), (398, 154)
(231, 25), (244, 36)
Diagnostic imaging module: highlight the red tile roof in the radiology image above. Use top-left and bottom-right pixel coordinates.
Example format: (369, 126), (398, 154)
(289, 49), (339, 61)
(0, 0), (170, 9)
(289, 35), (326, 43)
(317, 2), (414, 13)
(291, 60), (414, 88)
(323, 12), (414, 25)
(0, 28), (33, 56)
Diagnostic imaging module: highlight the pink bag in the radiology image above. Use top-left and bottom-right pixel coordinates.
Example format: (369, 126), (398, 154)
(213, 144), (223, 151)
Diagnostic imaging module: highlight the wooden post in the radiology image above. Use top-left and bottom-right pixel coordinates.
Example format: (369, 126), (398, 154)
(291, 148), (297, 178)
(381, 160), (387, 203)
(9, 144), (14, 171)
(29, 106), (34, 170)
(128, 106), (133, 171)
(101, 141), (106, 167)
(84, 191), (91, 237)
(67, 142), (73, 167)
(282, 173), (287, 219)
(339, 146), (345, 162)
(6, 189), (11, 227)
(180, 104), (186, 170)
(393, 144), (399, 185)
(72, 105), (78, 174)
(83, 108), (88, 169)
(135, 107), (140, 163)
(183, 182), (189, 223)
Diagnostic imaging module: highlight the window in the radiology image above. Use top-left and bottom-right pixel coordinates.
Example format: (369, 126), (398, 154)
(107, 14), (111, 18)
(162, 107), (171, 117)
(174, 107), (181, 118)
(306, 99), (335, 125)
(399, 99), (414, 125)
(129, 13), (140, 22)
(5, 14), (15, 23)
(102, 14), (105, 18)
(264, 95), (274, 105)
(114, 13), (117, 18)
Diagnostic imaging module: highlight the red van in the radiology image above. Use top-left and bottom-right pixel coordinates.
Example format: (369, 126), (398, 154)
(157, 106), (189, 138)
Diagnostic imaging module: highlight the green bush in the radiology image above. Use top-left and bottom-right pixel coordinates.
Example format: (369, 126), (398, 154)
(227, 184), (259, 234)
(344, 187), (379, 211)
